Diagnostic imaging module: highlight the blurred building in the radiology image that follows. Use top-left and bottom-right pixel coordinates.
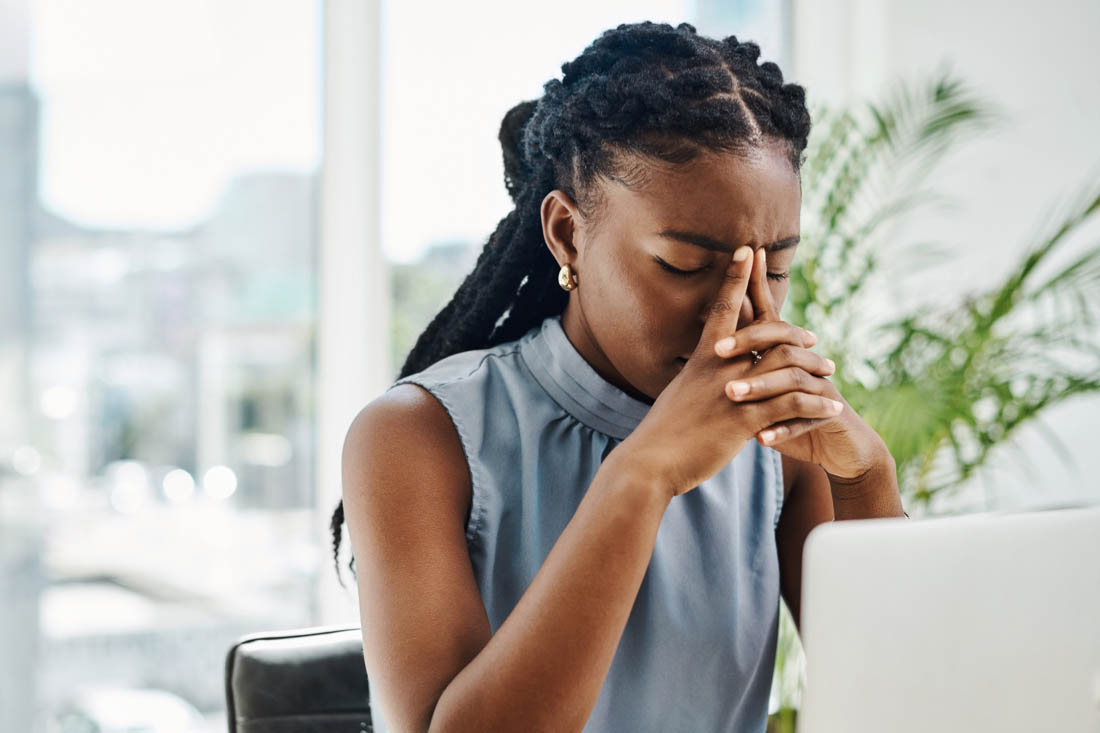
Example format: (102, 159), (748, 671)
(8, 130), (320, 726)
(0, 503), (43, 733)
(0, 0), (325, 726)
(0, 2), (42, 728)
(29, 171), (316, 504)
(390, 240), (477, 369)
(22, 171), (322, 721)
(0, 3), (35, 447)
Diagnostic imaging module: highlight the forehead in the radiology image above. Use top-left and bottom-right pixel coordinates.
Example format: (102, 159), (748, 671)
(598, 146), (802, 247)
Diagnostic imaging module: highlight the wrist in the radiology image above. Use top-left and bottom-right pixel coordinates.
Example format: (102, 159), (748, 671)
(825, 443), (897, 499)
(827, 450), (905, 520)
(602, 444), (677, 506)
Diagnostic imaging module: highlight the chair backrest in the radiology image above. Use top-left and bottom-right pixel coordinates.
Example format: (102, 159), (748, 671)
(225, 624), (372, 732)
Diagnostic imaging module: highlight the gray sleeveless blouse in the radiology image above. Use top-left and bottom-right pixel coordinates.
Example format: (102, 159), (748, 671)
(368, 314), (785, 732)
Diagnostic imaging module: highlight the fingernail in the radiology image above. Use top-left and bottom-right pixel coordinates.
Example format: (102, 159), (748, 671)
(760, 429), (776, 443)
(728, 381), (750, 398)
(829, 399), (844, 413)
(733, 246), (751, 262)
(826, 358), (836, 371)
(715, 337), (736, 355)
(805, 329), (817, 344)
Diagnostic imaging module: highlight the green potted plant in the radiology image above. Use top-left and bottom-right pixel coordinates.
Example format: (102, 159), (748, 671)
(767, 70), (1100, 732)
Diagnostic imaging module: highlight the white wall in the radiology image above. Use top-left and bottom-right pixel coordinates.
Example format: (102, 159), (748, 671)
(792, 0), (1100, 513)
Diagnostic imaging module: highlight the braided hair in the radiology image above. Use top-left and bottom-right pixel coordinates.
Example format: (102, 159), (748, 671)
(331, 21), (812, 585)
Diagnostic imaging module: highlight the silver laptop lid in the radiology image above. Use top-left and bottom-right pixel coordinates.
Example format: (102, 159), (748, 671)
(798, 504), (1100, 733)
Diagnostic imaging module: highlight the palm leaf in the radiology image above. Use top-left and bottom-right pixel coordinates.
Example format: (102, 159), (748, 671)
(775, 71), (1100, 715)
(790, 70), (1100, 509)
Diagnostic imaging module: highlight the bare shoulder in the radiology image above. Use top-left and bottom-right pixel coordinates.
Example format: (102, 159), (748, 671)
(341, 383), (489, 729)
(342, 382), (473, 526)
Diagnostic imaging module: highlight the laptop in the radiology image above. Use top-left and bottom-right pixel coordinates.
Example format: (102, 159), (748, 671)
(796, 503), (1100, 733)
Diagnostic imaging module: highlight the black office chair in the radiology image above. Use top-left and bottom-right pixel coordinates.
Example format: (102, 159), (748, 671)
(226, 624), (797, 731)
(224, 624), (372, 732)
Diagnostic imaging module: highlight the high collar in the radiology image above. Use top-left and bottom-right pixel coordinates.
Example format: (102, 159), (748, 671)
(521, 315), (653, 440)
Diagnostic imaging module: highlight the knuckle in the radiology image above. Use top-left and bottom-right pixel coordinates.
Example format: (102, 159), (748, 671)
(779, 420), (803, 438)
(792, 418), (821, 435)
(775, 343), (794, 360)
(789, 368), (806, 389)
(708, 299), (735, 317)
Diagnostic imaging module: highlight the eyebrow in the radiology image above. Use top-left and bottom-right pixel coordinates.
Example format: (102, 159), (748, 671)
(658, 230), (800, 253)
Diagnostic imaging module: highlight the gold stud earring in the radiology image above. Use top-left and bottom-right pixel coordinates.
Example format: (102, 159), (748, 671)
(558, 263), (579, 291)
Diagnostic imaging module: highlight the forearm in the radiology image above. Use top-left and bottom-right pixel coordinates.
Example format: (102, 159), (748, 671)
(428, 448), (671, 733)
(826, 447), (906, 521)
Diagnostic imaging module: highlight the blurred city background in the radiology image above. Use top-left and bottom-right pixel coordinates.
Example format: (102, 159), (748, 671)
(1, 0), (1097, 731)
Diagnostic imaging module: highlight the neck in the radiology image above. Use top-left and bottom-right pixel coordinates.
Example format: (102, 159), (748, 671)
(559, 298), (654, 405)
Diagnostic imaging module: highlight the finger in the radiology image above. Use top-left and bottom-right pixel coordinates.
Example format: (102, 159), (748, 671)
(714, 321), (817, 358)
(725, 367), (832, 402)
(750, 342), (833, 376)
(743, 391), (845, 430)
(757, 417), (835, 446)
(738, 282), (755, 328)
(701, 245), (754, 357)
(747, 248), (781, 322)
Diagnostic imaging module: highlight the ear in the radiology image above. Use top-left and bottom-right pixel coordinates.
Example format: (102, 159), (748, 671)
(540, 190), (581, 265)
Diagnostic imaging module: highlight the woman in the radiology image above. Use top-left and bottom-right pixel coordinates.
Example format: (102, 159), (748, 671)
(334, 21), (906, 732)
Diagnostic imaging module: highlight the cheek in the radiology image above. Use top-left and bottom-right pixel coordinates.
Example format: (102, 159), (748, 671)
(591, 253), (675, 313)
(619, 260), (700, 327)
(769, 281), (790, 312)
(583, 257), (687, 349)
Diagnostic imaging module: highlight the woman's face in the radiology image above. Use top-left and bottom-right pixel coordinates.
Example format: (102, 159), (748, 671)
(551, 143), (802, 403)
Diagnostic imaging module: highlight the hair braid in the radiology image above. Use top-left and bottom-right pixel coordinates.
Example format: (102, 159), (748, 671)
(331, 20), (812, 585)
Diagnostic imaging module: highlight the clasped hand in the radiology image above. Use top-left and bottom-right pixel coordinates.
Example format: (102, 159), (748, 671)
(621, 243), (889, 498)
(712, 245), (886, 480)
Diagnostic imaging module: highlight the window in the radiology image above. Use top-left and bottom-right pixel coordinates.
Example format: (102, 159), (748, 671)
(381, 0), (791, 362)
(1, 2), (321, 729)
(1, 2), (792, 729)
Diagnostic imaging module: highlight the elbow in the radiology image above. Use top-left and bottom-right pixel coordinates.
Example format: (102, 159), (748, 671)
(389, 679), (473, 733)
(425, 684), (472, 733)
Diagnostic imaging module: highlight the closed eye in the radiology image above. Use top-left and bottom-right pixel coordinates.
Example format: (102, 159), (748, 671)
(655, 257), (707, 276)
(655, 257), (789, 280)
